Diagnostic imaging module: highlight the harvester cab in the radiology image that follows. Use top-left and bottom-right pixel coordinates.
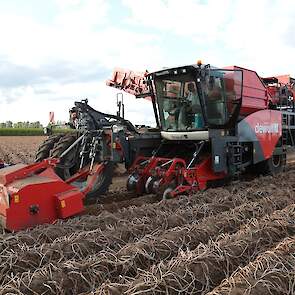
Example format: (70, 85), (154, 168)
(146, 64), (243, 139)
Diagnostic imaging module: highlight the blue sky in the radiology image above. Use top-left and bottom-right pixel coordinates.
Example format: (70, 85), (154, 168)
(0, 0), (295, 125)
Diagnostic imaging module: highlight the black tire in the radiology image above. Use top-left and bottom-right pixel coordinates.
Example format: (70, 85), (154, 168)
(51, 132), (80, 178)
(51, 133), (114, 199)
(257, 153), (286, 175)
(35, 134), (64, 162)
(86, 161), (114, 199)
(162, 187), (174, 200)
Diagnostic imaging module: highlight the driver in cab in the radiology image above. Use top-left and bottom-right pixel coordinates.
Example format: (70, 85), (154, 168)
(186, 82), (201, 112)
(178, 82), (203, 129)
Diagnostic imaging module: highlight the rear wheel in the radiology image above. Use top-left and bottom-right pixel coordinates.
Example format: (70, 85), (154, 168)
(35, 134), (64, 162)
(257, 153), (285, 175)
(51, 133), (114, 199)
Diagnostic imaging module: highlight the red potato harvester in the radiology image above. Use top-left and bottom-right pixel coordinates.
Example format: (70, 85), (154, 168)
(109, 64), (294, 198)
(1, 62), (295, 231)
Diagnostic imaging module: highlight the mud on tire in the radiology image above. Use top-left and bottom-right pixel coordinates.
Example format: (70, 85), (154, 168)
(51, 132), (114, 199)
(35, 134), (64, 162)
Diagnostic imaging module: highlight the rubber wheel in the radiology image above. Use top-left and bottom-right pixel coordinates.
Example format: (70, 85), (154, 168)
(127, 173), (139, 192)
(51, 133), (114, 199)
(162, 187), (174, 200)
(257, 154), (285, 176)
(145, 176), (158, 194)
(35, 134), (64, 162)
(51, 133), (80, 178)
(86, 161), (114, 199)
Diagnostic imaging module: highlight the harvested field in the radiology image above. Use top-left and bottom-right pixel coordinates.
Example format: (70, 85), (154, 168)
(0, 136), (45, 164)
(0, 136), (295, 294)
(208, 237), (295, 295)
(118, 204), (295, 294)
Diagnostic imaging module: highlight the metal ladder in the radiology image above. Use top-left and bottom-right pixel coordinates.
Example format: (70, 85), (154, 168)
(282, 113), (289, 146)
(228, 143), (243, 177)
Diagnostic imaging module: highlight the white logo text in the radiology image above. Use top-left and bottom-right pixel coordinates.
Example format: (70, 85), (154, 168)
(255, 123), (279, 134)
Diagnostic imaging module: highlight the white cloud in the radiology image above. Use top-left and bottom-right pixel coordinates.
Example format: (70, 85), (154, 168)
(1, 0), (295, 127)
(218, 0), (295, 76)
(0, 0), (163, 125)
(123, 0), (295, 77)
(0, 1), (163, 69)
(54, 0), (109, 29)
(122, 0), (231, 42)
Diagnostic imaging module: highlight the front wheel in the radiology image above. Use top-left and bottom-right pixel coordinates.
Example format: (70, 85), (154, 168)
(51, 133), (114, 200)
(35, 134), (64, 162)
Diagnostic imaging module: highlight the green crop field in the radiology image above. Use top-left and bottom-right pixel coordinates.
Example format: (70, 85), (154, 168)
(0, 128), (72, 136)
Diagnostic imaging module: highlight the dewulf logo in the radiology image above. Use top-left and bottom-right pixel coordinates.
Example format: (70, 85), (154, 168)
(255, 123), (279, 134)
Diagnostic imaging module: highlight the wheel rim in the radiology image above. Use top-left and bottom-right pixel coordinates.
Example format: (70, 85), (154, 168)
(162, 187), (174, 200)
(59, 152), (79, 179)
(127, 173), (139, 192)
(145, 176), (155, 194)
(272, 155), (281, 168)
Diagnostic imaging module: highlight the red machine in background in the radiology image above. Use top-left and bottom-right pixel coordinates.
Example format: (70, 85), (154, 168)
(263, 75), (295, 106)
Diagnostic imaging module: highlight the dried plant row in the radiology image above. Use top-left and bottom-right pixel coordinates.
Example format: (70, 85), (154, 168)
(1, 167), (292, 253)
(92, 191), (294, 288)
(0, 180), (273, 254)
(120, 204), (295, 295)
(0, 186), (238, 251)
(0, 188), (260, 280)
(207, 236), (295, 295)
(2, 191), (295, 294)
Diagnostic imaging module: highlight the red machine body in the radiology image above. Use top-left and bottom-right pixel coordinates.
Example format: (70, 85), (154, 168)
(242, 109), (282, 159)
(106, 68), (151, 98)
(0, 159), (104, 231)
(118, 64), (293, 199)
(225, 66), (270, 116)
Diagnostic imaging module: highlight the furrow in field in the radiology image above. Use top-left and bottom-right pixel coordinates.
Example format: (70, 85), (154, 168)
(3, 191), (294, 294)
(207, 236), (295, 295)
(120, 204), (295, 295)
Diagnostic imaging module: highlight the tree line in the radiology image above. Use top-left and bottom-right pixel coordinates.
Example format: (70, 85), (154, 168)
(0, 121), (43, 129)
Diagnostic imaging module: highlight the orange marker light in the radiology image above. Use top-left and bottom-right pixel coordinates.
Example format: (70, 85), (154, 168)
(14, 195), (20, 203)
(61, 200), (66, 208)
